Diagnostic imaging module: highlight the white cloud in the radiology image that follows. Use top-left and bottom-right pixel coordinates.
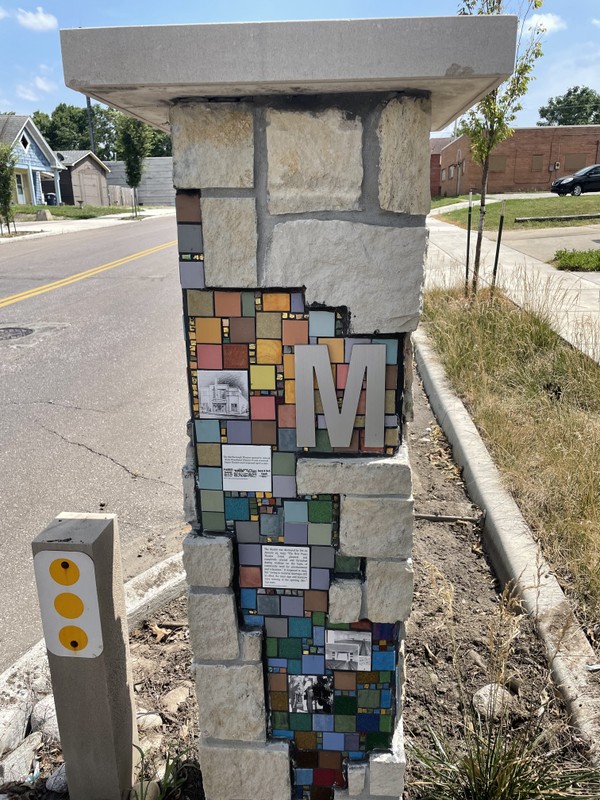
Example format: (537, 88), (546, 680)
(592, 19), (600, 28)
(526, 13), (567, 35)
(16, 6), (57, 32)
(16, 84), (39, 101)
(0, 7), (9, 21)
(34, 75), (55, 92)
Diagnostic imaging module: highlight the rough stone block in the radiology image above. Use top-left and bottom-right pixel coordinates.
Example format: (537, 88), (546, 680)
(297, 446), (412, 497)
(171, 103), (254, 189)
(378, 96), (431, 216)
(266, 108), (363, 214)
(188, 589), (239, 660)
(264, 220), (425, 333)
(328, 579), (363, 624)
(183, 533), (233, 588)
(340, 496), (413, 559)
(201, 198), (258, 288)
(182, 441), (197, 526)
(365, 559), (413, 623)
(369, 718), (406, 797)
(347, 761), (367, 795)
(199, 738), (290, 800)
(195, 663), (266, 742)
(240, 628), (263, 662)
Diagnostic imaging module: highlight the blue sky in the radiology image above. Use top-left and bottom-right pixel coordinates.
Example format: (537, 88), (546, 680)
(1, 0), (599, 133)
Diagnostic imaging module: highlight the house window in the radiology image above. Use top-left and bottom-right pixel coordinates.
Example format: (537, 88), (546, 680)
(449, 165), (455, 179)
(20, 133), (30, 151)
(531, 155), (543, 172)
(441, 169), (446, 182)
(564, 153), (586, 172)
(489, 155), (507, 173)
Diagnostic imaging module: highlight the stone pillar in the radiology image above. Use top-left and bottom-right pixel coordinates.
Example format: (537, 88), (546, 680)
(174, 92), (428, 800)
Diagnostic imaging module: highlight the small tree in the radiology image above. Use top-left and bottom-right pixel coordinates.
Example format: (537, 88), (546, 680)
(117, 116), (150, 217)
(458, 0), (544, 294)
(0, 143), (17, 235)
(538, 85), (600, 126)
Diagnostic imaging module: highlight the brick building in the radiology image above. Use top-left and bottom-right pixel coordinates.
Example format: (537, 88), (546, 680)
(440, 125), (600, 195)
(430, 136), (452, 197)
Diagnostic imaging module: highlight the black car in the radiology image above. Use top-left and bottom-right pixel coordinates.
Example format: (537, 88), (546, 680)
(551, 164), (600, 196)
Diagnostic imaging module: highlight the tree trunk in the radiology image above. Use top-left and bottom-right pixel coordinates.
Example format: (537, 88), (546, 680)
(471, 158), (490, 296)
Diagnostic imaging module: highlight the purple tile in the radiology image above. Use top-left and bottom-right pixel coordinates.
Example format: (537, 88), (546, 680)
(238, 543), (262, 566)
(323, 732), (345, 751)
(291, 293), (305, 313)
(284, 523), (308, 545)
(227, 420), (252, 444)
(345, 337), (371, 362)
(311, 568), (330, 590)
(179, 260), (205, 289)
(345, 733), (360, 750)
(272, 475), (296, 498)
(280, 596), (304, 616)
(316, 415), (327, 429)
(312, 713), (334, 732)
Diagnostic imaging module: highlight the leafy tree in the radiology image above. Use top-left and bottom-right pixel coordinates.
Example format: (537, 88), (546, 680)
(117, 116), (151, 216)
(0, 143), (17, 235)
(538, 85), (600, 126)
(146, 127), (172, 158)
(457, 0), (544, 294)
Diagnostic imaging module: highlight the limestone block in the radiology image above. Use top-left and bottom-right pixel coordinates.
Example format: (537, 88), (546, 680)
(201, 198), (257, 288)
(183, 533), (233, 588)
(365, 559), (413, 623)
(339, 496), (413, 559)
(369, 718), (406, 797)
(0, 732), (42, 783)
(0, 690), (32, 757)
(199, 739), (290, 800)
(264, 221), (426, 333)
(195, 663), (266, 742)
(347, 761), (367, 795)
(182, 441), (197, 526)
(266, 108), (363, 214)
(171, 103), (254, 189)
(328, 579), (363, 624)
(297, 446), (412, 497)
(240, 628), (263, 662)
(378, 97), (431, 216)
(188, 589), (239, 660)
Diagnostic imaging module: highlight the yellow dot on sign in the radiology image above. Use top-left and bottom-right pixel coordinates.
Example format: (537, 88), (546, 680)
(54, 593), (84, 619)
(49, 558), (80, 586)
(58, 625), (88, 652)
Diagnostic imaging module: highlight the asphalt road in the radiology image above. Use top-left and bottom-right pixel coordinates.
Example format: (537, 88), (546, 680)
(0, 216), (188, 672)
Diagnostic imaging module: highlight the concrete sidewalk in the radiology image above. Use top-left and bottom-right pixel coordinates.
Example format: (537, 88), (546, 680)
(426, 214), (600, 364)
(0, 206), (175, 244)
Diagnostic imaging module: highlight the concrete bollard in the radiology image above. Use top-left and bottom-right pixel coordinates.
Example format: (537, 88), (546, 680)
(32, 513), (138, 800)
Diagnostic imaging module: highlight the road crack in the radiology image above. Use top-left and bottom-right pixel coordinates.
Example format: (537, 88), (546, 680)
(2, 399), (109, 413)
(38, 424), (178, 489)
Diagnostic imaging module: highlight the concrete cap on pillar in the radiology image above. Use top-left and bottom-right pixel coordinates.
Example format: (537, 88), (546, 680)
(60, 16), (517, 132)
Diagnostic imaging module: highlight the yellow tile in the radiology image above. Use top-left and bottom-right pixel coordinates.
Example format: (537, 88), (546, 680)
(250, 365), (276, 390)
(314, 390), (323, 414)
(318, 337), (344, 363)
(263, 293), (290, 312)
(385, 427), (399, 446)
(283, 353), (295, 379)
(256, 338), (283, 365)
(196, 443), (221, 466)
(385, 390), (396, 413)
(285, 380), (296, 403)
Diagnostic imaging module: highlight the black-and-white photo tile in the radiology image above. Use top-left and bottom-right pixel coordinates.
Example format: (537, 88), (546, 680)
(288, 675), (333, 714)
(197, 370), (249, 419)
(325, 629), (372, 671)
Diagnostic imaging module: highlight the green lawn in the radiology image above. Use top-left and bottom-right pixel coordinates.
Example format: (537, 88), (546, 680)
(440, 195), (600, 230)
(554, 248), (600, 271)
(430, 195), (472, 209)
(13, 203), (128, 220)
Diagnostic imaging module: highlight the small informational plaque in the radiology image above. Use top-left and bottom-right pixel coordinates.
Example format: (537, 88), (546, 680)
(222, 445), (272, 491)
(262, 545), (310, 589)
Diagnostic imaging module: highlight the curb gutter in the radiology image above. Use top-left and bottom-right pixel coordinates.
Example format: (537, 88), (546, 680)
(413, 327), (600, 765)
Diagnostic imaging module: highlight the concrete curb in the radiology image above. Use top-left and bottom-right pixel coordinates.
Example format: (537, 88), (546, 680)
(413, 327), (600, 765)
(0, 553), (185, 735)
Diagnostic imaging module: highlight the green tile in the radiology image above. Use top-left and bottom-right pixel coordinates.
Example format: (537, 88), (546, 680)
(335, 555), (361, 575)
(288, 659), (303, 674)
(201, 511), (226, 531)
(357, 690), (380, 709)
(308, 500), (332, 523)
(327, 622), (350, 630)
(279, 638), (302, 659)
(272, 452), (296, 476)
(200, 489), (224, 512)
(289, 713), (312, 731)
(379, 715), (392, 732)
(312, 611), (326, 626)
(314, 429), (332, 452)
(241, 292), (256, 317)
(308, 523), (332, 545)
(366, 732), (391, 751)
(379, 672), (391, 683)
(266, 638), (278, 658)
(334, 715), (356, 733)
(271, 711), (289, 729)
(334, 696), (357, 715)
(187, 289), (213, 316)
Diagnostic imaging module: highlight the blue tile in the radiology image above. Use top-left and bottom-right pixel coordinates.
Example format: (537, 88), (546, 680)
(323, 732), (345, 751)
(291, 293), (305, 313)
(284, 501), (308, 523)
(288, 659), (303, 674)
(295, 769), (313, 784)
(238, 543), (262, 565)
(225, 497), (250, 521)
(312, 714), (334, 732)
(226, 420), (252, 444)
(302, 654), (325, 674)
(195, 419), (221, 442)
(273, 729), (294, 740)
(310, 568), (330, 590)
(381, 689), (392, 708)
(243, 614), (263, 626)
(284, 522), (308, 545)
(240, 588), (257, 609)
(260, 513), (283, 538)
(268, 658), (288, 669)
(289, 617), (312, 638)
(309, 311), (335, 337)
(377, 338), (399, 365)
(313, 626), (325, 646)
(197, 466), (223, 490)
(372, 650), (395, 671)
(357, 714), (379, 732)
(278, 428), (297, 452)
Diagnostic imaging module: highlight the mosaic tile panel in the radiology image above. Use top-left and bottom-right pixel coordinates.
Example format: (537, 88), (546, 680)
(184, 287), (403, 800)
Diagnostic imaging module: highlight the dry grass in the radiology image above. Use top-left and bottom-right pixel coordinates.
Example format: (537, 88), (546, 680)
(423, 288), (600, 638)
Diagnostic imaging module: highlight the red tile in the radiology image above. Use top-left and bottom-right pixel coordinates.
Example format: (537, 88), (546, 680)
(214, 291), (242, 317)
(223, 344), (249, 369)
(239, 566), (261, 587)
(250, 396), (276, 420)
(197, 344), (222, 369)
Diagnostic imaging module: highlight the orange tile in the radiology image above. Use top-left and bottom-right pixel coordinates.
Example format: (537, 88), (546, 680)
(283, 353), (295, 379)
(282, 319), (309, 345)
(285, 380), (296, 404)
(304, 590), (328, 611)
(334, 671), (356, 690)
(195, 317), (222, 344)
(269, 673), (288, 692)
(318, 337), (344, 363)
(256, 339), (283, 365)
(263, 293), (290, 312)
(278, 404), (296, 428)
(214, 291), (242, 317)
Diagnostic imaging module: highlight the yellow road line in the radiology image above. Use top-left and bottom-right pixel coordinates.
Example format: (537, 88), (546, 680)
(0, 240), (176, 309)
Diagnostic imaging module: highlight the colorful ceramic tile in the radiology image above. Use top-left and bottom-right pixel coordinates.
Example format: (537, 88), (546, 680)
(214, 291), (242, 317)
(250, 365), (276, 390)
(309, 311), (335, 337)
(257, 339), (283, 365)
(317, 338), (344, 364)
(196, 317), (222, 344)
(197, 345), (223, 369)
(263, 293), (290, 312)
(256, 312), (282, 339)
(198, 466), (223, 490)
(250, 395), (276, 420)
(229, 317), (256, 342)
(282, 319), (309, 345)
(194, 419), (221, 443)
(223, 344), (249, 369)
(187, 290), (213, 317)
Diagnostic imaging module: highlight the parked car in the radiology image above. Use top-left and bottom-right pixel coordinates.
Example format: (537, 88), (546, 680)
(551, 164), (600, 196)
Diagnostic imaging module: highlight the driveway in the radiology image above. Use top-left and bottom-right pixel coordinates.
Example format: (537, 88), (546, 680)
(484, 224), (600, 264)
